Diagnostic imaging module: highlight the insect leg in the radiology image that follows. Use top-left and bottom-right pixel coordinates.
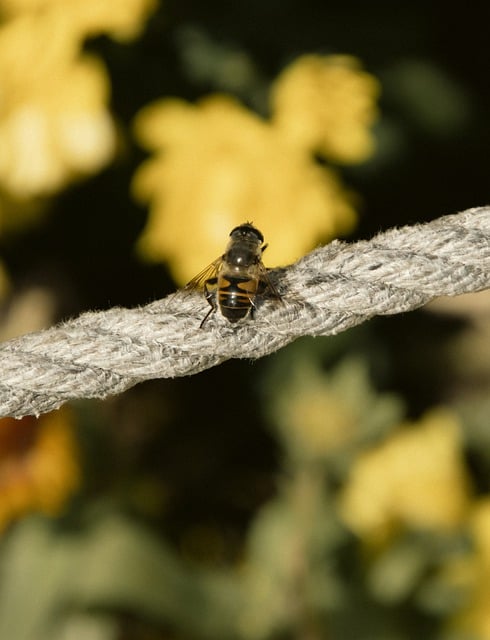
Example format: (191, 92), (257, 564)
(200, 278), (218, 328)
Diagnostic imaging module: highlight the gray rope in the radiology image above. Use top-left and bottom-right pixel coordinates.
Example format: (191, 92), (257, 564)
(1, 205), (489, 419)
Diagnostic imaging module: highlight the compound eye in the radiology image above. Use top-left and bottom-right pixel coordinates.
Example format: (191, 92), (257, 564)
(230, 223), (264, 244)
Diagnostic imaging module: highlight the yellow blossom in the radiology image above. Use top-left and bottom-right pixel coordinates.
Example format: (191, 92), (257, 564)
(272, 362), (360, 461)
(267, 356), (403, 465)
(133, 95), (357, 284)
(0, 408), (81, 530)
(443, 500), (490, 640)
(0, 0), (157, 205)
(271, 55), (380, 162)
(338, 409), (470, 542)
(0, 285), (56, 340)
(0, 0), (158, 41)
(468, 500), (490, 570)
(0, 11), (115, 198)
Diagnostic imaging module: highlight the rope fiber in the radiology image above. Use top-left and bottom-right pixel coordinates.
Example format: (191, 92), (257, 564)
(1, 205), (489, 418)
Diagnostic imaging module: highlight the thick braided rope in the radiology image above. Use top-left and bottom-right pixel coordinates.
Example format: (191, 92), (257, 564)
(1, 206), (489, 418)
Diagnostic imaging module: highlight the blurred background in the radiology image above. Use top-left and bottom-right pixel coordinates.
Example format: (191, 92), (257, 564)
(0, 1), (489, 639)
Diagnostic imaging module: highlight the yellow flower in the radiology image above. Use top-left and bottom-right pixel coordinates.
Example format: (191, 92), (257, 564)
(271, 55), (380, 162)
(0, 284), (56, 341)
(338, 409), (470, 542)
(266, 355), (403, 466)
(0, 0), (157, 203)
(0, 0), (158, 41)
(271, 359), (369, 461)
(133, 95), (357, 284)
(0, 11), (115, 198)
(278, 379), (357, 457)
(468, 501), (490, 570)
(444, 500), (490, 640)
(0, 408), (81, 530)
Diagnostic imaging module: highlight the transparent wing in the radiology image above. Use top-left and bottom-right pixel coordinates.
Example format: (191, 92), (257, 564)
(257, 262), (284, 302)
(183, 257), (223, 292)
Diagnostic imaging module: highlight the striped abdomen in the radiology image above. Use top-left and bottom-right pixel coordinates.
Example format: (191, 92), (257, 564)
(217, 275), (258, 322)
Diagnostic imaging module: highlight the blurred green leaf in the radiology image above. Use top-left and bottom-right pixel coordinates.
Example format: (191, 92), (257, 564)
(382, 59), (473, 136)
(0, 511), (245, 640)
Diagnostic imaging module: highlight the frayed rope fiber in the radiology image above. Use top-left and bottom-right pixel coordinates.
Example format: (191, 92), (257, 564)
(1, 206), (489, 418)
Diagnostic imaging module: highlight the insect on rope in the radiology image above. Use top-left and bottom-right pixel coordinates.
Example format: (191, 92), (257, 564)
(0, 205), (489, 419)
(184, 222), (282, 327)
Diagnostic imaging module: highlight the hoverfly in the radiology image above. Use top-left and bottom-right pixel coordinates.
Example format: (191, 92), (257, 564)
(184, 223), (282, 328)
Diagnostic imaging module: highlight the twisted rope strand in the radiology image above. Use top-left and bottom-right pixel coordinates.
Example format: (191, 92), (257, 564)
(1, 206), (489, 418)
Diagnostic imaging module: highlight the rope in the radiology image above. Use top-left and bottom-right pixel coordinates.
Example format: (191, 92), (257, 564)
(1, 205), (489, 419)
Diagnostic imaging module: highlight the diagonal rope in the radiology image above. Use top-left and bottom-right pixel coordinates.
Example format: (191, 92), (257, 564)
(1, 205), (489, 419)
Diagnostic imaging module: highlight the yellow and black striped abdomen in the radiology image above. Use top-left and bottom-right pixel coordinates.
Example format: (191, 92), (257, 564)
(217, 275), (258, 322)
